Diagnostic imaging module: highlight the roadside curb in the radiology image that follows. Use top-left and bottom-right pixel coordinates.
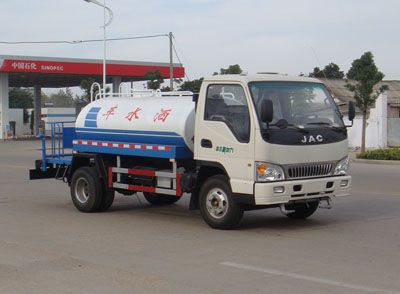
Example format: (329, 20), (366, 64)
(351, 158), (400, 166)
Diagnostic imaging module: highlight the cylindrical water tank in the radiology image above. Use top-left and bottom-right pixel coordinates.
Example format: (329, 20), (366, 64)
(75, 96), (195, 151)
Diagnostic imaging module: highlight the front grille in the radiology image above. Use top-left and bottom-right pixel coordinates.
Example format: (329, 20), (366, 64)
(285, 162), (334, 179)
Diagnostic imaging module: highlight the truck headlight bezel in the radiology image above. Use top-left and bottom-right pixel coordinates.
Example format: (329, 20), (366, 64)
(333, 156), (349, 176)
(255, 162), (285, 182)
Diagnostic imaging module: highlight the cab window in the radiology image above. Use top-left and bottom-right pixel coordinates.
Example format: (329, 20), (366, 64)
(204, 84), (250, 143)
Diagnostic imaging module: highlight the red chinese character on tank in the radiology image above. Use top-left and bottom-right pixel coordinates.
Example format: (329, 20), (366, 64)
(153, 108), (172, 123)
(125, 107), (142, 122)
(103, 105), (118, 120)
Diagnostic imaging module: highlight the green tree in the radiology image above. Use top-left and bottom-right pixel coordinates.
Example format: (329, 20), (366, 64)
(79, 78), (111, 103)
(80, 78), (97, 102)
(309, 63), (344, 79)
(42, 88), (75, 107)
(144, 70), (164, 90)
(9, 88), (34, 109)
(346, 52), (387, 153)
(176, 64), (241, 94)
(178, 78), (204, 93)
(213, 64), (242, 75)
(309, 67), (323, 78)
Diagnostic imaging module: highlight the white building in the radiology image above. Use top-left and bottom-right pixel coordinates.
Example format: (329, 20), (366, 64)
(322, 79), (400, 148)
(7, 108), (76, 138)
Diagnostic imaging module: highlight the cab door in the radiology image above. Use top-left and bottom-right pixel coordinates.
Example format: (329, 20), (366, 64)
(195, 83), (255, 195)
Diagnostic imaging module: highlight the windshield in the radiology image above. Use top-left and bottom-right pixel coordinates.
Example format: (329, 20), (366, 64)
(248, 82), (344, 130)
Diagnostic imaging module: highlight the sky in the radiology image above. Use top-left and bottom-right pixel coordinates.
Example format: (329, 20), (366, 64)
(1, 0), (400, 88)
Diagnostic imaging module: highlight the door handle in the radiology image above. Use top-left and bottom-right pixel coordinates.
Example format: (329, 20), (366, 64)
(201, 139), (213, 148)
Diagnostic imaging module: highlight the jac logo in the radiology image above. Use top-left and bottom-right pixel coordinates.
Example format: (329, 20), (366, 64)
(301, 135), (323, 143)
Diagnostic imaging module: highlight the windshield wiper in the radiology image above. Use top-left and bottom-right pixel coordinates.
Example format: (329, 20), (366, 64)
(285, 124), (309, 133)
(269, 119), (309, 133)
(306, 122), (344, 132)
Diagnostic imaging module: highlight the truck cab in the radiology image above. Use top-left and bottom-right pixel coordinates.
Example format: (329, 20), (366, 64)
(193, 74), (352, 228)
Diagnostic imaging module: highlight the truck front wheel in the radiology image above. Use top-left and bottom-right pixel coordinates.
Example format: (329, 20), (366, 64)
(199, 175), (243, 229)
(70, 167), (103, 212)
(143, 192), (181, 205)
(283, 201), (319, 219)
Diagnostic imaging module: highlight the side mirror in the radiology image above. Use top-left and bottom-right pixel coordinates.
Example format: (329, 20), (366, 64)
(344, 101), (355, 127)
(260, 99), (273, 123)
(348, 101), (355, 121)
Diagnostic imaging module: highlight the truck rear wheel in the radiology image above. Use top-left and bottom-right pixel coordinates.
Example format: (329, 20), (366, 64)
(143, 192), (181, 205)
(98, 188), (115, 211)
(199, 175), (243, 229)
(70, 167), (103, 212)
(284, 201), (319, 219)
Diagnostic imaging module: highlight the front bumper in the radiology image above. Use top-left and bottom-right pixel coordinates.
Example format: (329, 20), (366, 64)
(254, 175), (351, 205)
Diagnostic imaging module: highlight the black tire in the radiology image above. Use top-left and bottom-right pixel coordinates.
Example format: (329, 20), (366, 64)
(143, 192), (181, 205)
(98, 188), (115, 212)
(199, 175), (243, 230)
(70, 167), (103, 212)
(284, 201), (319, 219)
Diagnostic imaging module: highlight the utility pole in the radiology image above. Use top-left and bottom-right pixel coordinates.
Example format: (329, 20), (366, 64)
(169, 32), (174, 91)
(103, 0), (107, 94)
(83, 0), (113, 95)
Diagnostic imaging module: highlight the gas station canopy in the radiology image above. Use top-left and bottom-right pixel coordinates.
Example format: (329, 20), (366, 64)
(0, 55), (184, 87)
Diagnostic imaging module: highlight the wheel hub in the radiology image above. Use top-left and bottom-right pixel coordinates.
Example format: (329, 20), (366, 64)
(206, 188), (228, 219)
(75, 177), (90, 204)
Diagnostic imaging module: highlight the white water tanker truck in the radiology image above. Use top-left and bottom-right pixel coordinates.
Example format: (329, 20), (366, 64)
(29, 74), (355, 229)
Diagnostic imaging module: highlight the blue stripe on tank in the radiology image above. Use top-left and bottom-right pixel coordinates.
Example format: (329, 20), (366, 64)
(76, 127), (180, 137)
(88, 107), (101, 113)
(85, 113), (98, 120)
(73, 144), (193, 159)
(84, 108), (100, 128)
(75, 127), (186, 146)
(77, 133), (185, 146)
(84, 120), (97, 127)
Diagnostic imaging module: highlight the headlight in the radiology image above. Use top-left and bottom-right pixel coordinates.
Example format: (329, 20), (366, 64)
(255, 162), (285, 182)
(334, 156), (349, 175)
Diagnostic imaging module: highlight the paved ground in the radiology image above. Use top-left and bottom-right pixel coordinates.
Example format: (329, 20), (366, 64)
(1, 140), (400, 294)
